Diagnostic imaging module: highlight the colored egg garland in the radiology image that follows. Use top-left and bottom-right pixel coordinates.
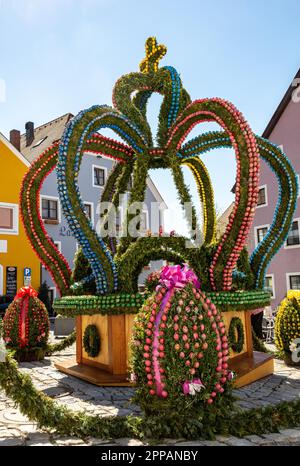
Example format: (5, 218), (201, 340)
(20, 36), (297, 298)
(179, 131), (298, 289)
(83, 325), (101, 358)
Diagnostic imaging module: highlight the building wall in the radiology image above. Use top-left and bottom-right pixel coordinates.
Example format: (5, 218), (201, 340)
(0, 137), (40, 295)
(249, 97), (300, 308)
(41, 152), (164, 297)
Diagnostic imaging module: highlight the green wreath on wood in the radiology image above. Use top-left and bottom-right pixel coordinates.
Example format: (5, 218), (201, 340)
(83, 325), (101, 358)
(228, 317), (245, 354)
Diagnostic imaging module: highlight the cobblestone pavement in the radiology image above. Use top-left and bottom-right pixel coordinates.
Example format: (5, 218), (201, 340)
(0, 342), (300, 446)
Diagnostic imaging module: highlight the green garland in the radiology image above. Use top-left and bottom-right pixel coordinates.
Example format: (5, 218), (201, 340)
(45, 331), (76, 356)
(83, 325), (101, 358)
(228, 317), (245, 354)
(1, 354), (300, 440)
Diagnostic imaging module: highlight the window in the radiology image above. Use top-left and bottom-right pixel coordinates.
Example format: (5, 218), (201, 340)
(53, 241), (61, 252)
(265, 275), (275, 299)
(41, 198), (59, 222)
(297, 175), (300, 198)
(287, 273), (300, 291)
(0, 207), (13, 229)
(84, 203), (92, 220)
(0, 203), (19, 235)
(255, 225), (269, 246)
(257, 186), (267, 207)
(286, 219), (300, 247)
(93, 166), (106, 187)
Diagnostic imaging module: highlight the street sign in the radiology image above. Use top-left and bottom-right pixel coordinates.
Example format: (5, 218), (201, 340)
(24, 267), (31, 286)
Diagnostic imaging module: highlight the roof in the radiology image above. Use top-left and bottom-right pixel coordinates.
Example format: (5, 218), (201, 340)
(0, 131), (30, 168)
(20, 113), (73, 163)
(216, 201), (234, 238)
(262, 68), (300, 138)
(146, 176), (167, 208)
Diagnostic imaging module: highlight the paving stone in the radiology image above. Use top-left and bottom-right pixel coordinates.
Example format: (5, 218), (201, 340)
(244, 434), (265, 444)
(279, 429), (300, 440)
(175, 440), (206, 446)
(0, 437), (25, 446)
(224, 438), (255, 446)
(115, 438), (145, 446)
(199, 440), (227, 446)
(85, 437), (115, 446)
(53, 436), (86, 446)
(25, 433), (53, 446)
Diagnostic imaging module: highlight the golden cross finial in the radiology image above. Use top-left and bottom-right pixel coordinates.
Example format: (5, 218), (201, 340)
(140, 37), (167, 74)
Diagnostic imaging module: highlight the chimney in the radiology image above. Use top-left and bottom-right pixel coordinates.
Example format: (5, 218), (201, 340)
(9, 129), (21, 152)
(25, 121), (34, 146)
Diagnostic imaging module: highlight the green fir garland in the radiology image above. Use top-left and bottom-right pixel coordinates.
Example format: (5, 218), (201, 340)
(0, 354), (300, 440)
(228, 317), (245, 354)
(83, 325), (101, 358)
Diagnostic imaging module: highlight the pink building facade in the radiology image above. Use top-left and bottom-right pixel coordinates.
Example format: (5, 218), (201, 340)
(248, 69), (300, 308)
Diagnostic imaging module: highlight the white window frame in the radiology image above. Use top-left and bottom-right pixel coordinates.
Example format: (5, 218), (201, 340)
(256, 185), (268, 208)
(297, 174), (300, 199)
(254, 224), (269, 247)
(0, 202), (19, 235)
(92, 165), (107, 189)
(54, 240), (62, 252)
(265, 274), (275, 299)
(0, 264), (3, 295)
(284, 217), (300, 249)
(40, 195), (61, 223)
(286, 272), (300, 292)
(83, 201), (94, 225)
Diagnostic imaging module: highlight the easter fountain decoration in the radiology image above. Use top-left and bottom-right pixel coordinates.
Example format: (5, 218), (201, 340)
(20, 37), (298, 395)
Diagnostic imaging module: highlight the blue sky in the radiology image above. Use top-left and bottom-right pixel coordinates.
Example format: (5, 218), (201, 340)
(0, 0), (299, 234)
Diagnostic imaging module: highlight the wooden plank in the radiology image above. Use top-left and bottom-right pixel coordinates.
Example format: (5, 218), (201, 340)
(108, 315), (127, 375)
(245, 310), (254, 357)
(76, 316), (82, 365)
(230, 351), (274, 388)
(55, 359), (132, 387)
(81, 356), (110, 372)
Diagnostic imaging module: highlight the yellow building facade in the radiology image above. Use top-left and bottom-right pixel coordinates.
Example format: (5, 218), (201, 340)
(0, 132), (40, 296)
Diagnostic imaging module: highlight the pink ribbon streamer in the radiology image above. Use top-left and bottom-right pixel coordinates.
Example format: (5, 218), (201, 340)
(15, 286), (38, 348)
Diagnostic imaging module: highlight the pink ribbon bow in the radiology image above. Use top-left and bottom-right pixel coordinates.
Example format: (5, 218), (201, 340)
(159, 264), (200, 290)
(182, 378), (205, 395)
